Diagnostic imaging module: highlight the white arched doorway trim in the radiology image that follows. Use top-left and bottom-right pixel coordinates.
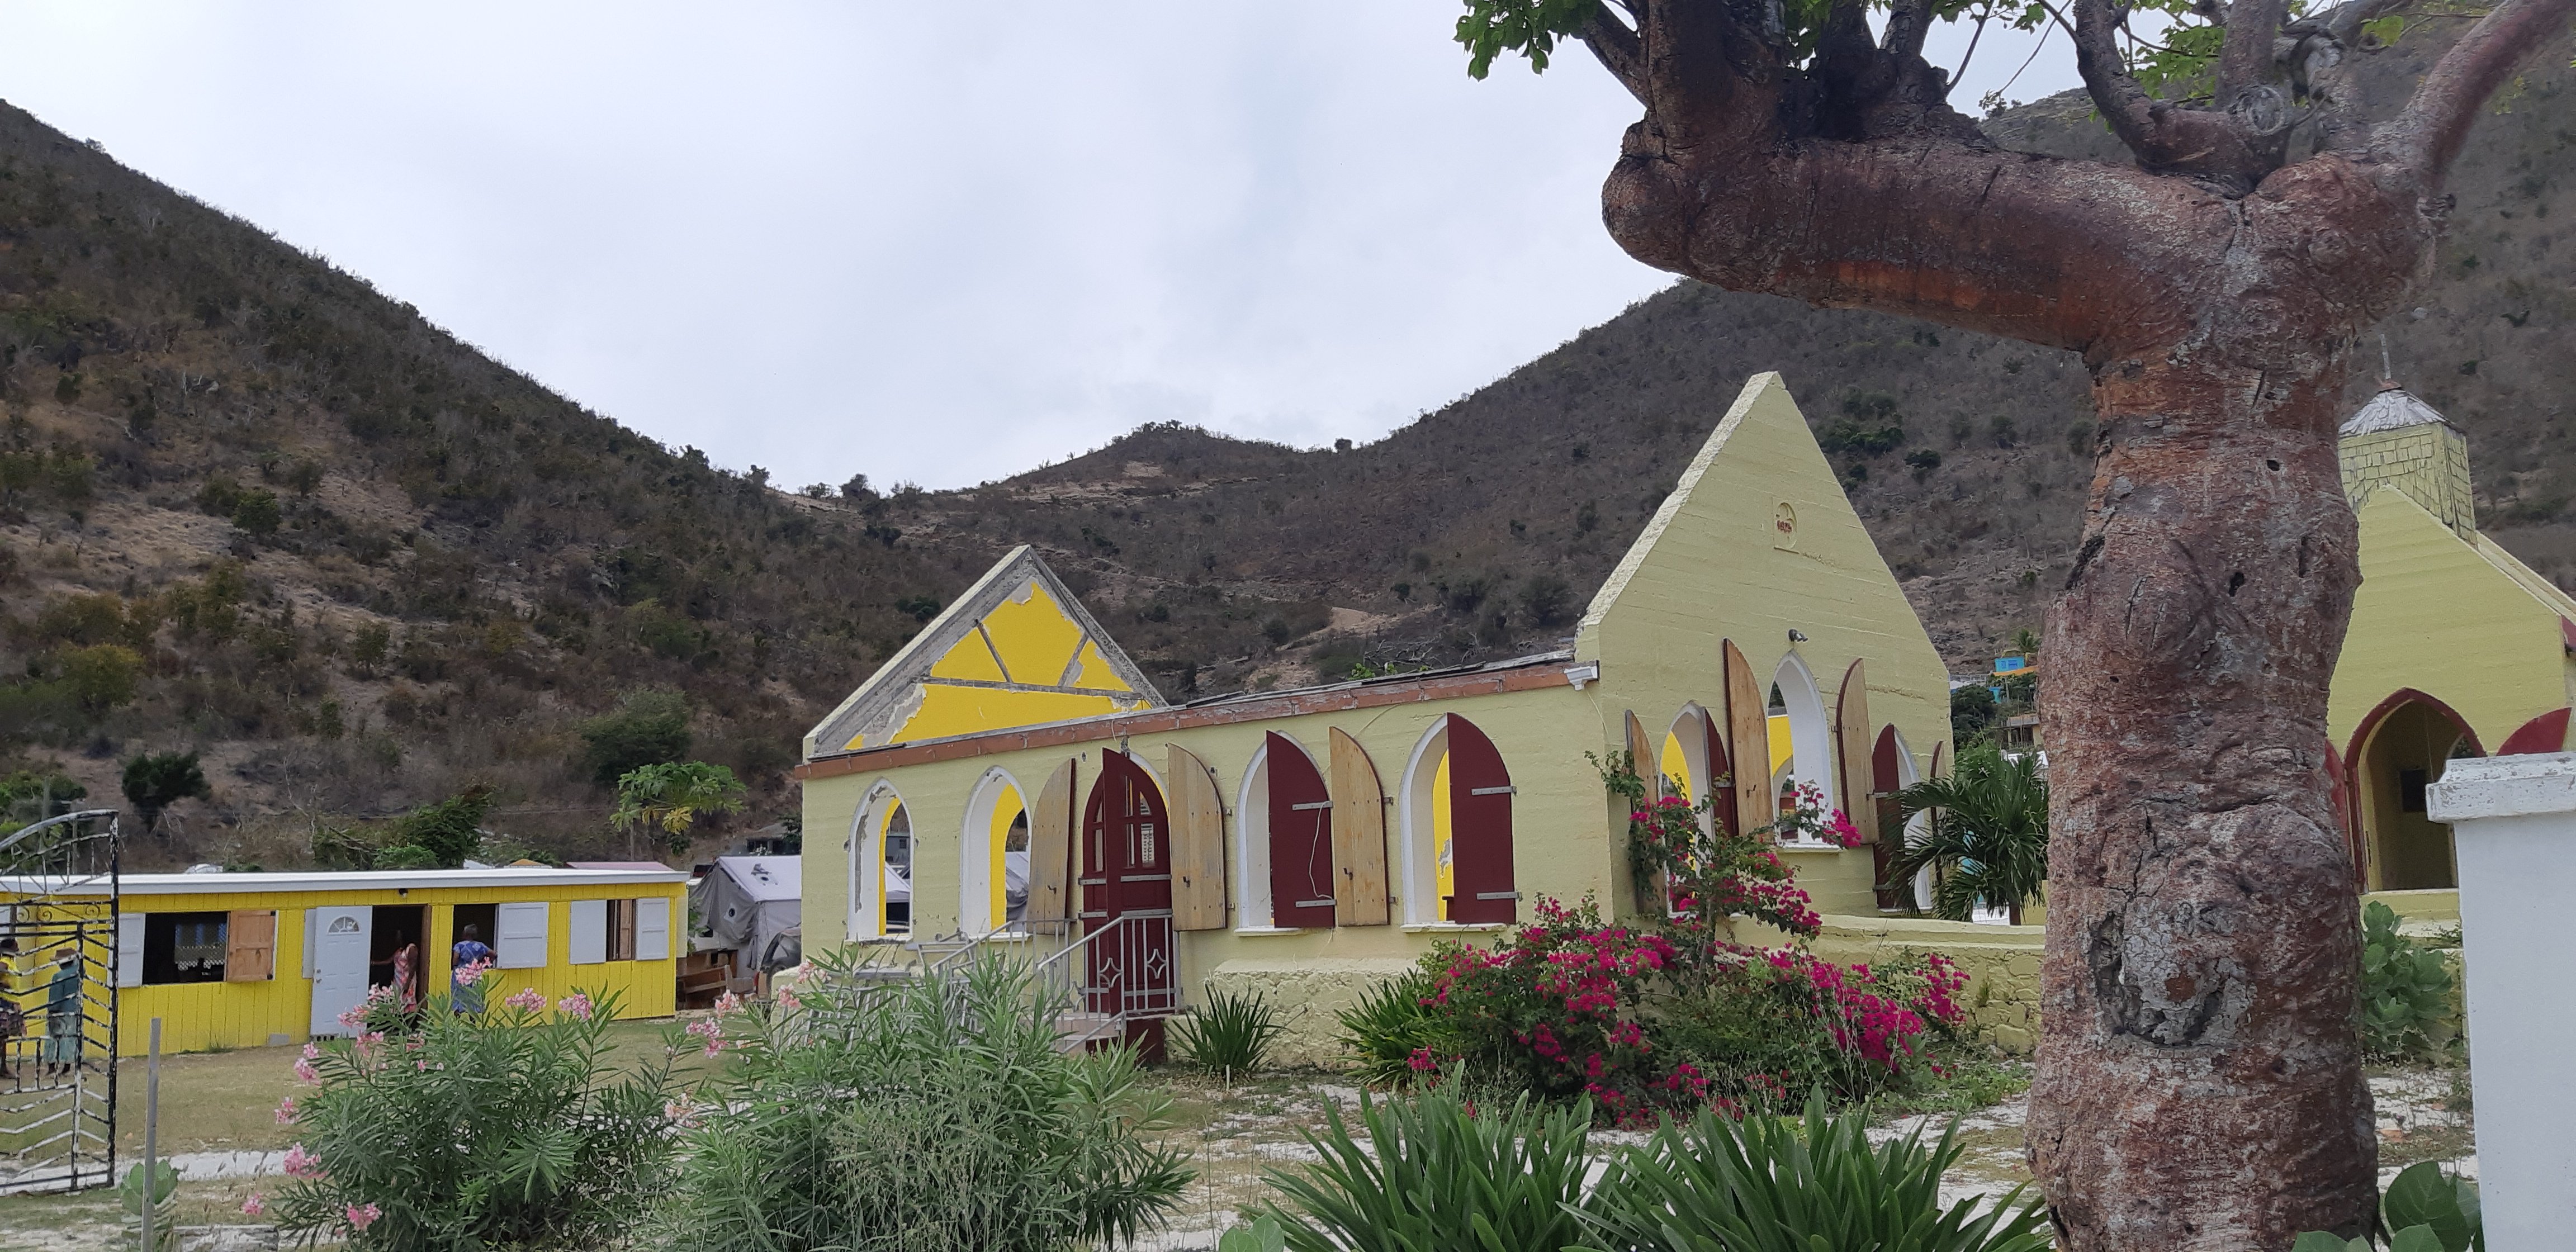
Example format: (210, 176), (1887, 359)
(959, 767), (1026, 937)
(1397, 717), (1455, 927)
(1663, 703), (1716, 829)
(849, 781), (907, 942)
(1770, 652), (1838, 842)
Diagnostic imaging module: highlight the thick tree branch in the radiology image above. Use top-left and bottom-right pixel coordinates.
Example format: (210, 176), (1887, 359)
(1883, 0), (1938, 60)
(2217, 0), (2290, 100)
(2072, 0), (2277, 188)
(1578, 2), (1649, 105)
(2381, 0), (2576, 183)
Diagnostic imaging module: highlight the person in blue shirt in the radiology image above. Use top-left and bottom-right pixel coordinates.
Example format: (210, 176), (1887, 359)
(451, 924), (494, 1014)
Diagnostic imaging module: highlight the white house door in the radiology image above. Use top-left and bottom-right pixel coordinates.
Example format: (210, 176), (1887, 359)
(309, 906), (372, 1037)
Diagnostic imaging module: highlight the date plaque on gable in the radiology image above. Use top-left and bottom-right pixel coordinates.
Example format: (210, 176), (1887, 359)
(1772, 501), (1798, 551)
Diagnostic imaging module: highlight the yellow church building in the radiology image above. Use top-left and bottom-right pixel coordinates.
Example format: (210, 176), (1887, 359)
(795, 373), (1959, 1059)
(2327, 383), (2576, 895)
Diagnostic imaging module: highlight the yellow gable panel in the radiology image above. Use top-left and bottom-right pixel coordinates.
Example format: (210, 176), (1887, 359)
(883, 684), (1134, 746)
(925, 629), (1008, 683)
(1071, 640), (1134, 693)
(980, 581), (1090, 685)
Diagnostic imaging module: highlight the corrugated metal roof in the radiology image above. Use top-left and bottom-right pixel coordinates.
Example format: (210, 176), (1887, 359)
(2340, 387), (2450, 437)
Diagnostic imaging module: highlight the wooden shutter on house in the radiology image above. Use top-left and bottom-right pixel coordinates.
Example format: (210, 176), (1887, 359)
(1834, 660), (1876, 844)
(1025, 759), (1078, 927)
(116, 912), (145, 988)
(1446, 717), (1518, 924)
(1928, 739), (1948, 780)
(1722, 640), (1770, 842)
(635, 897), (671, 961)
(224, 909), (277, 982)
(494, 902), (549, 969)
(609, 899), (638, 961)
(1624, 712), (1657, 795)
(1167, 745), (1229, 931)
(1265, 733), (1336, 929)
(1871, 725), (1906, 910)
(1328, 728), (1390, 927)
(569, 900), (609, 965)
(1703, 715), (1734, 833)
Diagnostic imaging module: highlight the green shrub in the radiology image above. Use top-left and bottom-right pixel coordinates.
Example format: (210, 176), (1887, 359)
(264, 984), (683, 1250)
(2294, 1160), (2480, 1251)
(651, 955), (1190, 1252)
(1263, 1084), (1597, 1252)
(578, 689), (692, 787)
(1172, 985), (1287, 1074)
(1335, 971), (1443, 1088)
(1574, 1092), (2053, 1252)
(2361, 900), (2458, 1060)
(121, 751), (210, 834)
(60, 642), (141, 714)
(386, 785), (495, 869)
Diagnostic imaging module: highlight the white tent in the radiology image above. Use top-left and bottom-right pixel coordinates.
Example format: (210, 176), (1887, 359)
(696, 856), (801, 970)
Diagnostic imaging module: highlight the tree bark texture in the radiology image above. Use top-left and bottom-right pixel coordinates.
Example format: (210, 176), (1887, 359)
(1561, 1), (2576, 1246)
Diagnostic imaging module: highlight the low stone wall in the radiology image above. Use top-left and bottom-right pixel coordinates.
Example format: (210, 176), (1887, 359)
(1204, 956), (1420, 1069)
(1810, 914), (2045, 1053)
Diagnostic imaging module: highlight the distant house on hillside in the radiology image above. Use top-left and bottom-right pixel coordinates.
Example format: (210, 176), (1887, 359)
(793, 373), (1957, 1059)
(2327, 382), (2576, 893)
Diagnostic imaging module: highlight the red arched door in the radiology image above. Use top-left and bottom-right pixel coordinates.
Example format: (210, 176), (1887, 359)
(1266, 733), (1336, 929)
(1446, 716), (1518, 924)
(1081, 752), (1176, 1027)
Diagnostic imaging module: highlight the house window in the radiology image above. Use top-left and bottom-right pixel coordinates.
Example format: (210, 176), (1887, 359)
(143, 911), (228, 984)
(571, 897), (671, 965)
(1404, 714), (1518, 926)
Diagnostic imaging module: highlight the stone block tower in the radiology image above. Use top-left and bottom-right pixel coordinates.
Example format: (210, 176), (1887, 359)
(2337, 383), (2476, 538)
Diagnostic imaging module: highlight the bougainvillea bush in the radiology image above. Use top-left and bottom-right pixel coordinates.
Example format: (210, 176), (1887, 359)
(261, 977), (686, 1250)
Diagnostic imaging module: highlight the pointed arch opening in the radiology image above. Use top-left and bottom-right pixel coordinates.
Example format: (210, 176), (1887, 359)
(2345, 689), (2482, 891)
(1768, 652), (1838, 843)
(848, 782), (912, 942)
(960, 769), (1029, 936)
(1399, 714), (1518, 926)
(1234, 734), (1335, 930)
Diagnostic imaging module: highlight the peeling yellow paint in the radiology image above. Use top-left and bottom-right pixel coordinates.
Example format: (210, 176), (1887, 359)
(1071, 639), (1133, 693)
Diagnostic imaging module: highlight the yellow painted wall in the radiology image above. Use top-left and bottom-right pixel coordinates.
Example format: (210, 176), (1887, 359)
(2327, 488), (2576, 753)
(1575, 372), (1957, 919)
(47, 881), (685, 1056)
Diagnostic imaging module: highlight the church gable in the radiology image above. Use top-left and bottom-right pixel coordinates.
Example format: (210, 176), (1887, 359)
(802, 546), (1163, 757)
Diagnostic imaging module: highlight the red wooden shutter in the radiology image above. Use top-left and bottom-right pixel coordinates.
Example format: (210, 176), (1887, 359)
(1871, 725), (1905, 910)
(1445, 717), (1517, 924)
(1265, 732), (1336, 929)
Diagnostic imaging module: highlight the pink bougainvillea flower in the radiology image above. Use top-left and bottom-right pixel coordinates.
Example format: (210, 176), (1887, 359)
(241, 1193), (265, 1216)
(557, 992), (594, 1020)
(346, 1202), (382, 1231)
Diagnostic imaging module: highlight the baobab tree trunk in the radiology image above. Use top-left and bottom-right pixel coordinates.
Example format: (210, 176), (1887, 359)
(1508, 0), (2576, 1245)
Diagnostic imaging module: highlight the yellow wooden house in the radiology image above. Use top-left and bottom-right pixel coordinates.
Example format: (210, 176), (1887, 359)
(2, 866), (686, 1056)
(795, 373), (1961, 1061)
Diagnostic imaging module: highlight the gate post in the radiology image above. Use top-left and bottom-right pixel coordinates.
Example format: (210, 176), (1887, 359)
(2427, 751), (2576, 1250)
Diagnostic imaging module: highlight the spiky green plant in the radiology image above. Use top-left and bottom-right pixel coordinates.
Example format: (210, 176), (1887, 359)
(1172, 984), (1288, 1074)
(1573, 1092), (2054, 1252)
(1262, 1083), (1597, 1252)
(1333, 971), (1442, 1088)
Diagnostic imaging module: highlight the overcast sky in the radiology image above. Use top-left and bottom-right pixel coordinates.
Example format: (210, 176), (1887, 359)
(0, 3), (2083, 491)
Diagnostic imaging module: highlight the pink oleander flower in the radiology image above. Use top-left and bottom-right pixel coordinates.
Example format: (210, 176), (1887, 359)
(776, 983), (802, 1011)
(301, 1042), (320, 1061)
(346, 1202), (382, 1232)
(504, 987), (546, 1012)
(664, 1097), (700, 1127)
(293, 1057), (319, 1083)
(275, 1097), (295, 1124)
(557, 992), (593, 1020)
(712, 990), (745, 1017)
(241, 1193), (265, 1217)
(282, 1144), (325, 1179)
(453, 959), (491, 988)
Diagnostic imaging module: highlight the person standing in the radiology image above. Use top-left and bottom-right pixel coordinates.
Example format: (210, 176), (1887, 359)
(0, 937), (23, 1083)
(43, 946), (81, 1075)
(451, 924), (493, 1015)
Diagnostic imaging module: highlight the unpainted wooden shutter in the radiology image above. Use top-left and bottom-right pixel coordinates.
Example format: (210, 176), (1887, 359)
(1835, 659), (1876, 844)
(1328, 728), (1390, 927)
(1722, 639), (1771, 842)
(635, 897), (670, 962)
(495, 902), (550, 969)
(1024, 759), (1077, 926)
(115, 911), (145, 988)
(1265, 732), (1336, 929)
(1167, 745), (1229, 931)
(1624, 711), (1656, 795)
(1446, 716), (1518, 924)
(225, 909), (277, 982)
(610, 899), (638, 961)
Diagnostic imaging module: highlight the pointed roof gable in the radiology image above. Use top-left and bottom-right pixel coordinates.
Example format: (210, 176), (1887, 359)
(802, 546), (1164, 758)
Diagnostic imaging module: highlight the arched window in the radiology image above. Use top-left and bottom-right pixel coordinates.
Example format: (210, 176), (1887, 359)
(1661, 703), (1727, 828)
(960, 770), (1028, 936)
(1234, 733), (1336, 929)
(1768, 653), (1839, 843)
(847, 783), (910, 942)
(1399, 714), (1518, 925)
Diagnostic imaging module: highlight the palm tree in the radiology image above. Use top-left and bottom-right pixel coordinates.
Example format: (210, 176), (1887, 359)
(1889, 744), (2048, 923)
(610, 761), (747, 858)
